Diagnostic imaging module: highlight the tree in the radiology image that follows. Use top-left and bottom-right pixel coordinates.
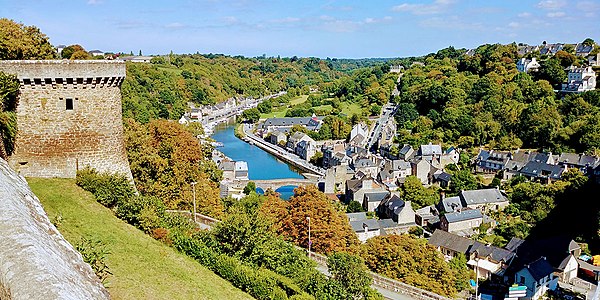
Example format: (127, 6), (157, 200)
(265, 185), (359, 254)
(554, 50), (576, 68)
(449, 169), (478, 194)
(61, 44), (86, 59)
(0, 18), (56, 60)
(124, 119), (224, 218)
(536, 58), (566, 88)
(309, 151), (323, 166)
(241, 108), (260, 123)
(582, 38), (595, 46)
(70, 50), (91, 60)
(327, 252), (375, 299)
(399, 176), (438, 209)
(360, 235), (459, 297)
(0, 71), (19, 158)
(243, 181), (256, 195)
(346, 201), (365, 213)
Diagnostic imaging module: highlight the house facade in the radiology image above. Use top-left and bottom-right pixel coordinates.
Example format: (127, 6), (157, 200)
(514, 258), (558, 300)
(562, 66), (596, 93)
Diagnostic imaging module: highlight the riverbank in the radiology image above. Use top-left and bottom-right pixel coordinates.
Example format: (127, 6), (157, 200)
(240, 124), (324, 177)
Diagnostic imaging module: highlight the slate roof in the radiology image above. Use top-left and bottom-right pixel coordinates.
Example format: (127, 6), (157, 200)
(519, 161), (564, 180)
(522, 257), (554, 282)
(505, 236), (580, 275)
(419, 143), (442, 156)
(469, 241), (515, 263)
(350, 219), (380, 233)
(355, 157), (376, 168)
(219, 161), (235, 171)
(392, 160), (412, 170)
(444, 209), (482, 223)
(433, 172), (452, 182)
(399, 144), (414, 156)
(460, 188), (508, 206)
(364, 191), (390, 203)
(429, 229), (473, 253)
(346, 212), (367, 221)
(440, 196), (463, 213)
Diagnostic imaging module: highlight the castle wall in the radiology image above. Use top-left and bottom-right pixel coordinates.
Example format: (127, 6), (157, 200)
(0, 60), (132, 179)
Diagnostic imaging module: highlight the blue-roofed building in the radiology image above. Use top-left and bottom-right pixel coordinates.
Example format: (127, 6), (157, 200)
(440, 209), (483, 235)
(519, 160), (565, 183)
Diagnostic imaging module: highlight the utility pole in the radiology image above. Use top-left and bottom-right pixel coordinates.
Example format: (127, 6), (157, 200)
(191, 182), (197, 223)
(307, 216), (311, 258)
(475, 258), (479, 300)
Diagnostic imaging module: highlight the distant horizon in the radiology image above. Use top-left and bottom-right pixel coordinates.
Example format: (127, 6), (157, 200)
(2, 0), (599, 59)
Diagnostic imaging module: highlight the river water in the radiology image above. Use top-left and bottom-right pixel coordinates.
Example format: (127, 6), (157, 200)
(211, 122), (303, 199)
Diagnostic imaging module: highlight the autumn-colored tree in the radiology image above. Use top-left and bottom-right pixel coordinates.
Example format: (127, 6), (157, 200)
(360, 235), (459, 297)
(0, 18), (56, 60)
(70, 49), (91, 60)
(60, 44), (86, 59)
(264, 185), (359, 254)
(124, 118), (224, 218)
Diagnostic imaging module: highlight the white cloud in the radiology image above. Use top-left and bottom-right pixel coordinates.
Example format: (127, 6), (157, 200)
(392, 0), (455, 15)
(508, 22), (520, 28)
(537, 0), (566, 10)
(420, 15), (483, 30)
(517, 12), (532, 17)
(271, 17), (301, 24)
(87, 0), (102, 5)
(546, 11), (566, 17)
(364, 16), (393, 24)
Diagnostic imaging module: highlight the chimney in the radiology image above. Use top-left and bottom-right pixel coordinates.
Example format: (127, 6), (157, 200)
(440, 190), (446, 201)
(363, 223), (368, 233)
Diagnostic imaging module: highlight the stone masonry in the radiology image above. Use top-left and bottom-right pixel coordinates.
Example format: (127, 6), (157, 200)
(0, 60), (132, 179)
(0, 158), (109, 299)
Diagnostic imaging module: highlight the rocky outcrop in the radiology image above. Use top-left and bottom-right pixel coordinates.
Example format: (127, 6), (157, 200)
(0, 159), (109, 300)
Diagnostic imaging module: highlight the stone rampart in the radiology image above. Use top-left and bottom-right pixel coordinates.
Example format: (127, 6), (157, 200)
(0, 158), (109, 299)
(0, 60), (132, 179)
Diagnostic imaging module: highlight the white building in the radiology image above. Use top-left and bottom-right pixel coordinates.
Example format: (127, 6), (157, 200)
(516, 57), (540, 73)
(562, 66), (596, 93)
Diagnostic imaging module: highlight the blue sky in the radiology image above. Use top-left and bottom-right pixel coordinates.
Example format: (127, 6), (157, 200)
(1, 0), (599, 58)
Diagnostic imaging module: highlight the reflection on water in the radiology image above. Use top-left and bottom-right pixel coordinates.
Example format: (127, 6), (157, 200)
(211, 122), (303, 180)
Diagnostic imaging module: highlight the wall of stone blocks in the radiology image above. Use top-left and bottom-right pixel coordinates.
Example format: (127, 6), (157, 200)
(0, 60), (133, 179)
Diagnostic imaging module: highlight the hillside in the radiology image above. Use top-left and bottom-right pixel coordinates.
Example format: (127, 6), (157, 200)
(28, 178), (253, 300)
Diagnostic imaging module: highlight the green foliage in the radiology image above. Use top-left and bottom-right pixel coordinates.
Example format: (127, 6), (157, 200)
(242, 108), (261, 123)
(76, 237), (112, 284)
(244, 181), (257, 195)
(0, 71), (19, 158)
(0, 18), (56, 60)
(75, 168), (135, 208)
(346, 201), (365, 213)
(448, 169), (478, 194)
(447, 253), (472, 292)
(327, 252), (376, 299)
(399, 176), (439, 209)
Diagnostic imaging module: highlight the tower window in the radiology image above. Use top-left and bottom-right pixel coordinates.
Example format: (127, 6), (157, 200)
(66, 98), (73, 110)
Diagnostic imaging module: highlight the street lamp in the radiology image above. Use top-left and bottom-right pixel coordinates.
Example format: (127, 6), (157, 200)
(191, 182), (197, 223)
(307, 216), (311, 258)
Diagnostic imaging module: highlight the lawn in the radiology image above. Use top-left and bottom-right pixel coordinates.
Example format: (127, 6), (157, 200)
(28, 178), (253, 300)
(260, 95), (309, 119)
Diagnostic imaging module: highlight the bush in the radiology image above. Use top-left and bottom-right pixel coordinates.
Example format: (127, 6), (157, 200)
(76, 168), (135, 208)
(76, 237), (112, 284)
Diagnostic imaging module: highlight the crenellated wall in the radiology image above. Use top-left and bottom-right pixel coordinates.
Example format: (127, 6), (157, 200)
(0, 60), (132, 179)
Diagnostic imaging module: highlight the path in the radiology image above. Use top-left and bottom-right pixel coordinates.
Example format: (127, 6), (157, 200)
(241, 123), (325, 176)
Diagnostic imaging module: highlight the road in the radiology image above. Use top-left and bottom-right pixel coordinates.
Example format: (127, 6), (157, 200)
(366, 102), (397, 151)
(241, 123), (325, 176)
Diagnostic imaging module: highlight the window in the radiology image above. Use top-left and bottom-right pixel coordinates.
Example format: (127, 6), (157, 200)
(66, 98), (73, 110)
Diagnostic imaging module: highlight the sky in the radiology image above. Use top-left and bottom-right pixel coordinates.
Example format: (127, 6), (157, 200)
(1, 0), (599, 58)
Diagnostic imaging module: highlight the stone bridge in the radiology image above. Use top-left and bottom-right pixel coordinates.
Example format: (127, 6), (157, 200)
(242, 178), (318, 192)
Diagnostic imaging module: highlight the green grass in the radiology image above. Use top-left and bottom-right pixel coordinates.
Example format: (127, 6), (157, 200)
(289, 95), (308, 105)
(339, 102), (363, 116)
(28, 178), (253, 300)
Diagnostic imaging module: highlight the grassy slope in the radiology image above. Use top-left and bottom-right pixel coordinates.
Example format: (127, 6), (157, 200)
(28, 178), (253, 300)
(260, 95), (308, 119)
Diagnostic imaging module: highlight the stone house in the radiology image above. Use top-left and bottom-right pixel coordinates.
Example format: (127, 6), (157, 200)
(234, 161), (249, 180)
(398, 144), (415, 160)
(349, 123), (369, 147)
(362, 191), (390, 212)
(518, 161), (565, 183)
(418, 143), (442, 163)
(345, 176), (386, 203)
(219, 160), (236, 181)
(378, 195), (416, 227)
(349, 218), (381, 243)
(411, 158), (433, 185)
(296, 139), (316, 161)
(353, 156), (379, 178)
(287, 132), (313, 152)
(460, 188), (509, 213)
(440, 147), (460, 167)
(439, 209), (484, 235)
(513, 258), (558, 300)
(268, 130), (287, 146)
(474, 149), (511, 173)
(378, 159), (412, 185)
(428, 229), (474, 260)
(414, 205), (439, 227)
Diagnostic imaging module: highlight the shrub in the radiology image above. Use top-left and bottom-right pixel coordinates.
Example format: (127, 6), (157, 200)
(76, 237), (112, 284)
(76, 168), (135, 208)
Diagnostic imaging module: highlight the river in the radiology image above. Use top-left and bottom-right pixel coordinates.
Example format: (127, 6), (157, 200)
(211, 121), (303, 199)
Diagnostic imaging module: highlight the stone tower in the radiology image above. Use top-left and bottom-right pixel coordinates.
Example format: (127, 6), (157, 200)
(0, 60), (132, 179)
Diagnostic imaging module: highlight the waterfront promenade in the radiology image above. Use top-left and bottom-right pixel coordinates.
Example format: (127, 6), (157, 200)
(240, 123), (325, 177)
